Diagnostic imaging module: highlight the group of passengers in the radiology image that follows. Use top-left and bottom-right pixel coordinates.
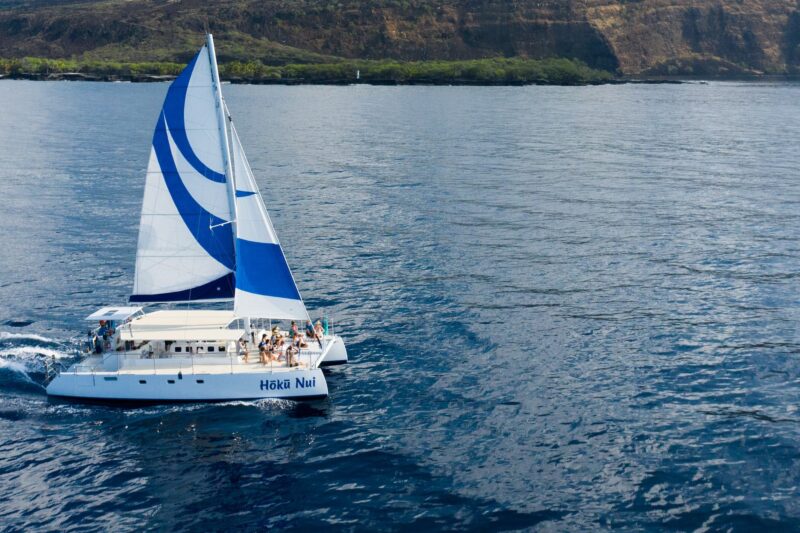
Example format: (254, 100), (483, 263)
(239, 319), (328, 367)
(87, 319), (116, 354)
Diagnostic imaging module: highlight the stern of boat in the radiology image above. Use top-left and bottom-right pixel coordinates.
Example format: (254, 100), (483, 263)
(321, 335), (348, 366)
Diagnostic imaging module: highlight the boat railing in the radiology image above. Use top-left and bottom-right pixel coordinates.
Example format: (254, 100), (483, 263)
(69, 337), (332, 374)
(73, 364), (96, 374)
(311, 337), (334, 368)
(43, 356), (58, 385)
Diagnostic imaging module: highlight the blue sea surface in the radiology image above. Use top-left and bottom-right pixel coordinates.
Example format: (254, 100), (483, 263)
(0, 80), (799, 531)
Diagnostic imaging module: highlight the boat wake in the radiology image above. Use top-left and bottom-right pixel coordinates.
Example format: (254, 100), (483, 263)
(0, 331), (75, 392)
(0, 331), (58, 344)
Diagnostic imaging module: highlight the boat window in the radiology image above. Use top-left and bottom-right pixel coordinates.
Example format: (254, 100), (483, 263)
(175, 346), (182, 353)
(139, 380), (146, 384)
(218, 346), (225, 351)
(103, 376), (118, 381)
(168, 379), (175, 384)
(208, 346), (215, 352)
(196, 379), (205, 384)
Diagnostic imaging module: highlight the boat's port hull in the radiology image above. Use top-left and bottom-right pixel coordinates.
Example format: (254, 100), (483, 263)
(321, 335), (348, 366)
(46, 367), (327, 402)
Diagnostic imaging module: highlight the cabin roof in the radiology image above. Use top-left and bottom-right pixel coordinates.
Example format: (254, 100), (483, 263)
(118, 310), (242, 341)
(130, 310), (237, 327)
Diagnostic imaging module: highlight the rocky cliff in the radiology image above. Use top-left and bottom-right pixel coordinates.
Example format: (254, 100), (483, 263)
(1, 0), (799, 76)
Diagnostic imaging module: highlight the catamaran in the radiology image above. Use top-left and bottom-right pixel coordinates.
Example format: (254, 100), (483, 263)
(46, 34), (347, 402)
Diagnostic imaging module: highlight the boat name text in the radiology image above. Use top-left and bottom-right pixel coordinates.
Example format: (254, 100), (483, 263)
(260, 377), (317, 391)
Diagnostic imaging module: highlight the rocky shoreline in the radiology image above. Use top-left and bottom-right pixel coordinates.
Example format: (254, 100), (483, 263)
(0, 71), (691, 86)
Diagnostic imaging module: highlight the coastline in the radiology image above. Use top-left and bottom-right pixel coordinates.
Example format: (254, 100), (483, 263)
(4, 57), (796, 86)
(0, 56), (616, 86)
(0, 71), (684, 86)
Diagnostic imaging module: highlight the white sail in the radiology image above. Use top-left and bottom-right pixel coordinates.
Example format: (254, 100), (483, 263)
(131, 43), (235, 302)
(229, 122), (308, 319)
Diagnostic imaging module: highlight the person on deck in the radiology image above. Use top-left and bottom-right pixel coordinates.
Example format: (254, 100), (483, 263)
(290, 321), (299, 337)
(305, 321), (315, 339)
(322, 316), (329, 335)
(270, 326), (281, 345)
(270, 335), (285, 361)
(285, 342), (299, 367)
(293, 333), (307, 349)
(258, 334), (270, 364)
(239, 338), (249, 363)
(314, 320), (324, 338)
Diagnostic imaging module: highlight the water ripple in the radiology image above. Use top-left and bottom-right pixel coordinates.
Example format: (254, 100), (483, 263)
(0, 81), (799, 530)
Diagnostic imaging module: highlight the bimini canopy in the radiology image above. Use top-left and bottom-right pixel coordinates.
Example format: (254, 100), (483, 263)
(85, 307), (144, 322)
(117, 310), (243, 341)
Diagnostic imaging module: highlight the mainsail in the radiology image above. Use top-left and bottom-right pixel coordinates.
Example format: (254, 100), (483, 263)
(131, 40), (235, 302)
(131, 34), (307, 320)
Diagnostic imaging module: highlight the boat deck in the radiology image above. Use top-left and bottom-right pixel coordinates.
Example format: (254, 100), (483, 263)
(68, 348), (324, 376)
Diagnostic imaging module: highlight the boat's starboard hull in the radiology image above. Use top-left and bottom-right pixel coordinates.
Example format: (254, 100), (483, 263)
(46, 368), (327, 402)
(320, 335), (348, 366)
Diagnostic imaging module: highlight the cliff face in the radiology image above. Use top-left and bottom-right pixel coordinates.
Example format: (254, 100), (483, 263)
(584, 0), (800, 75)
(1, 0), (799, 76)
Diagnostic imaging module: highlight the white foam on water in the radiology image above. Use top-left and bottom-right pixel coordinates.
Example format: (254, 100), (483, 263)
(0, 345), (73, 389)
(0, 346), (70, 359)
(0, 358), (39, 385)
(207, 399), (284, 409)
(0, 359), (29, 374)
(251, 398), (295, 409)
(0, 332), (57, 343)
(115, 398), (294, 416)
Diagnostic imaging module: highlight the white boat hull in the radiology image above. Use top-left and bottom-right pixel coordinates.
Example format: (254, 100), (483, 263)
(46, 367), (328, 402)
(321, 335), (348, 366)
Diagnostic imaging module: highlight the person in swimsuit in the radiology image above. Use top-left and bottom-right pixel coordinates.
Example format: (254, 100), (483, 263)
(293, 332), (308, 349)
(258, 334), (270, 364)
(271, 335), (285, 361)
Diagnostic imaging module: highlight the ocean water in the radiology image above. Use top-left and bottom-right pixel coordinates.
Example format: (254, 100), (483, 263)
(0, 80), (799, 531)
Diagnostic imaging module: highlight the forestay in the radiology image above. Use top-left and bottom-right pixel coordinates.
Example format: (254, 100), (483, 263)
(131, 43), (235, 302)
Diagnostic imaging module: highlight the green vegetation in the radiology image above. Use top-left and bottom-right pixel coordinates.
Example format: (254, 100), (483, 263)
(0, 56), (614, 85)
(225, 57), (614, 84)
(0, 57), (184, 78)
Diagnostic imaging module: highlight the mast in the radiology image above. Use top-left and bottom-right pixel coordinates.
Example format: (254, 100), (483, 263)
(207, 33), (238, 257)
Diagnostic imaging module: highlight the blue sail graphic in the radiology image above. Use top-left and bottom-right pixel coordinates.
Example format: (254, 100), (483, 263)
(230, 122), (308, 319)
(130, 44), (236, 302)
